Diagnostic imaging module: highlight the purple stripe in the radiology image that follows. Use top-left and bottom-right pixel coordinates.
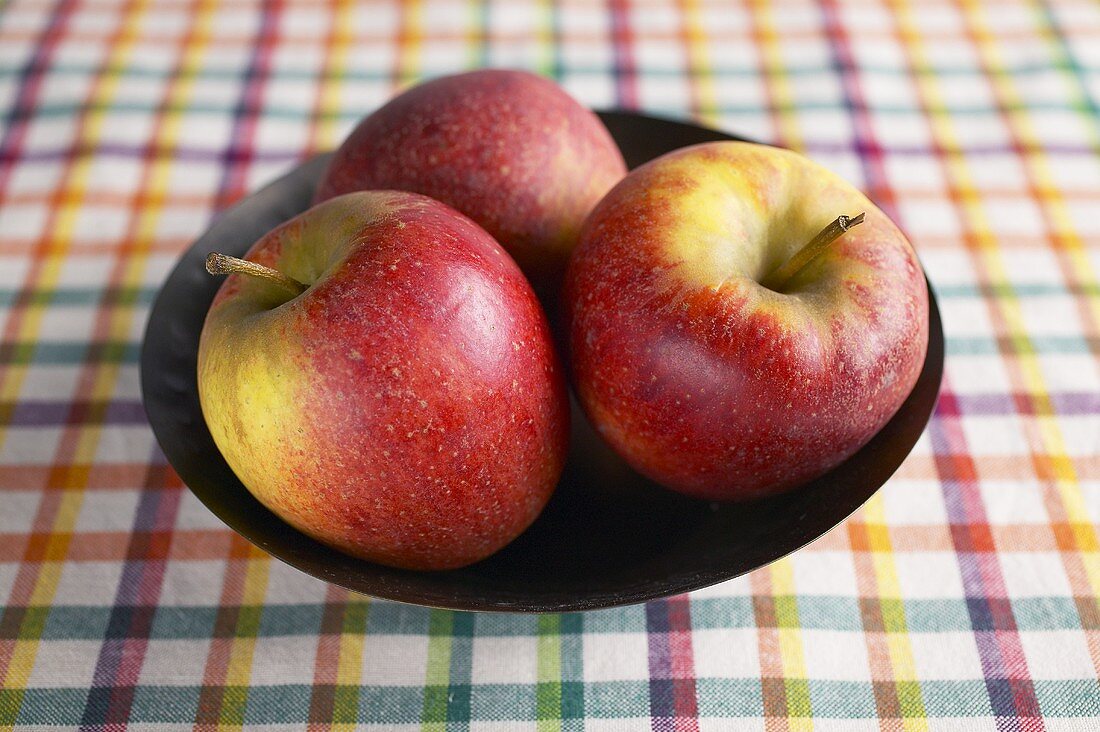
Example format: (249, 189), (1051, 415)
(8, 399), (147, 426)
(80, 446), (183, 728)
(930, 388), (1044, 727)
(646, 601), (675, 729)
(5, 142), (303, 165)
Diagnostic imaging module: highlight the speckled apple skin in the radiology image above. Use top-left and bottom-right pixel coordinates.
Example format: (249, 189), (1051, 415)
(564, 142), (928, 501)
(198, 191), (569, 570)
(313, 69), (627, 291)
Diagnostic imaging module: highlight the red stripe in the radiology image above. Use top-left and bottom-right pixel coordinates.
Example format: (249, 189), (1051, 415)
(933, 379), (1045, 728)
(666, 595), (700, 728)
(608, 0), (639, 110)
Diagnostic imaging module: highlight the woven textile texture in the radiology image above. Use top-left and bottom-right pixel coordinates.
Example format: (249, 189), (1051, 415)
(1, 0), (1099, 728)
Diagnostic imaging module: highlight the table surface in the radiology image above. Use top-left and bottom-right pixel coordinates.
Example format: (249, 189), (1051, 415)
(1, 0), (1099, 729)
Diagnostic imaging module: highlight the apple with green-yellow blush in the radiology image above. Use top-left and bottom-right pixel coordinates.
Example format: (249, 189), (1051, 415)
(198, 191), (569, 570)
(564, 142), (928, 501)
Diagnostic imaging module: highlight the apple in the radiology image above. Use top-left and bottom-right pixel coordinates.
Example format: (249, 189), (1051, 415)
(313, 69), (627, 293)
(564, 142), (928, 501)
(198, 191), (569, 570)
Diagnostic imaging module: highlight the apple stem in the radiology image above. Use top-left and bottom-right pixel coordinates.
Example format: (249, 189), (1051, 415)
(762, 212), (866, 292)
(205, 252), (308, 297)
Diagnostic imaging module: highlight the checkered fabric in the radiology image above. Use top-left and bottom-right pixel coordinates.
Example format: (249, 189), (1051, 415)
(1, 0), (1098, 728)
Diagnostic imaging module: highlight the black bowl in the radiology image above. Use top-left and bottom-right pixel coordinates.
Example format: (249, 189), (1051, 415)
(141, 111), (944, 612)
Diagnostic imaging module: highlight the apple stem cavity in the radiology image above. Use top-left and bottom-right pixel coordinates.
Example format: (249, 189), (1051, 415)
(762, 212), (866, 293)
(205, 252), (308, 297)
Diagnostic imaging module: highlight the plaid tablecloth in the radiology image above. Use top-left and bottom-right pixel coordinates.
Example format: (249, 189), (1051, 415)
(2, 0), (1099, 728)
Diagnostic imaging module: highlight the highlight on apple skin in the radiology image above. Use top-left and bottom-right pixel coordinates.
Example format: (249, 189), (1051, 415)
(313, 69), (627, 293)
(564, 142), (929, 501)
(198, 191), (570, 570)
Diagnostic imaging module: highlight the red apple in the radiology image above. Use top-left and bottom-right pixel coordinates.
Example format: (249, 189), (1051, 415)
(564, 142), (928, 501)
(314, 69), (627, 292)
(198, 191), (569, 570)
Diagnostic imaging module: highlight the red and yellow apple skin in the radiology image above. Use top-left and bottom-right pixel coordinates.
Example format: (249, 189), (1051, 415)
(313, 69), (627, 292)
(198, 191), (569, 570)
(564, 142), (928, 501)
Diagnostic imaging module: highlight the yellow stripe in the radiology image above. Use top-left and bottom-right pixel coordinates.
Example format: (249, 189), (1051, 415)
(317, 0), (354, 152)
(536, 0), (554, 78)
(862, 494), (930, 731)
(770, 560), (813, 729)
(220, 546), (271, 730)
(956, 0), (1100, 598)
(682, 0), (719, 125)
(398, 0), (424, 88)
(332, 593), (370, 731)
(751, 0), (803, 150)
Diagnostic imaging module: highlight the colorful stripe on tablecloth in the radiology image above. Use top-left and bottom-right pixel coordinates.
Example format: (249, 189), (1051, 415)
(0, 0), (1099, 728)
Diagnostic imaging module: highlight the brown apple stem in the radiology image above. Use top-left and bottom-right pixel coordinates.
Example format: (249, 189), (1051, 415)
(762, 212), (866, 292)
(205, 252), (308, 296)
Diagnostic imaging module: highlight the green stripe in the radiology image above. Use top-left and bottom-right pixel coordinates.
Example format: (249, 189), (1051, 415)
(4, 341), (141, 364)
(582, 680), (651, 718)
(693, 679), (763, 717)
(242, 684), (312, 725)
(420, 610), (454, 730)
(10, 98), (1100, 123)
(464, 684), (537, 721)
(934, 283), (1098, 298)
(335, 598), (370, 723)
(946, 335), (1093, 356)
(366, 600), (433, 635)
(0, 287), (157, 307)
(7, 680), (1099, 723)
(1031, 0), (1100, 149)
(470, 0), (489, 69)
(0, 688), (28, 727)
(358, 686), (426, 725)
(919, 680), (996, 717)
(580, 604), (649, 634)
(446, 612), (475, 729)
(22, 596), (1089, 641)
(559, 613), (585, 732)
(536, 615), (562, 731)
(2, 60), (1096, 82)
(539, 0), (564, 82)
